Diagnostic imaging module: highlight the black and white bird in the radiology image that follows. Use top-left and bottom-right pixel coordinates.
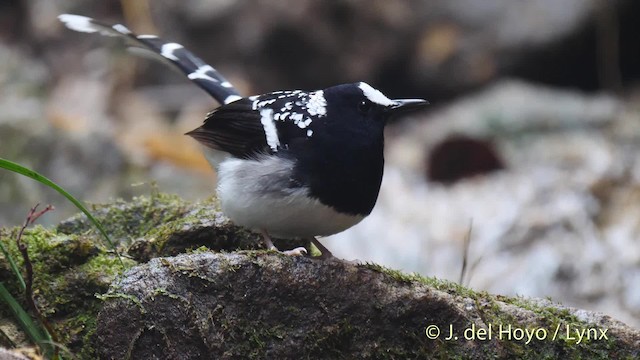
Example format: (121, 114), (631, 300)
(58, 14), (428, 258)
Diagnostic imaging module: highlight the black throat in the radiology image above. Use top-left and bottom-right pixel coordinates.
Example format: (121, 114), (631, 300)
(289, 133), (385, 216)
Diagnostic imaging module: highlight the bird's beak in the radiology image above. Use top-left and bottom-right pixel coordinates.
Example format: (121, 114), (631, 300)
(386, 99), (429, 114)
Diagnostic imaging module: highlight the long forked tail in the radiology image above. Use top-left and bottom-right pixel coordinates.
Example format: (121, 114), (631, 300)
(58, 14), (243, 105)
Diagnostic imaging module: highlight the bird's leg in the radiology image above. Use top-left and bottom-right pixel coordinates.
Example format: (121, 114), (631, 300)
(260, 230), (307, 256)
(260, 229), (278, 251)
(310, 237), (335, 259)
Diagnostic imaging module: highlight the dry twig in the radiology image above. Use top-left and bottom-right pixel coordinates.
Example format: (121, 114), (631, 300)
(15, 204), (59, 355)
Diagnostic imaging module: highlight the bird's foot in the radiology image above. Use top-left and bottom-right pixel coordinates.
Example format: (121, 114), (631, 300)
(262, 230), (308, 256)
(280, 247), (308, 256)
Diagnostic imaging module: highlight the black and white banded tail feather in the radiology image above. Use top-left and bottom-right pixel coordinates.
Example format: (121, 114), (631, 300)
(58, 14), (242, 105)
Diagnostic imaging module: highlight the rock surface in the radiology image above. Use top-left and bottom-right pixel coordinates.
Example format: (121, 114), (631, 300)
(0, 194), (299, 357)
(96, 251), (640, 359)
(2, 195), (639, 358)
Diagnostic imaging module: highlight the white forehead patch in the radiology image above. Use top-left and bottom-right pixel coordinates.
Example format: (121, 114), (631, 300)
(358, 82), (395, 107)
(259, 108), (281, 151)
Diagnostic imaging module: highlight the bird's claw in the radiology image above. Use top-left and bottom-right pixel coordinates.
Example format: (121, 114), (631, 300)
(281, 247), (308, 256)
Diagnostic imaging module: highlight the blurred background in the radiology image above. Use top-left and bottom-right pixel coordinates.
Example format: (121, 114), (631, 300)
(1, 0), (640, 326)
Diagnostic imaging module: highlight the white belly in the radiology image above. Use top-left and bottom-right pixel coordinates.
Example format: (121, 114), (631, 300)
(215, 156), (364, 238)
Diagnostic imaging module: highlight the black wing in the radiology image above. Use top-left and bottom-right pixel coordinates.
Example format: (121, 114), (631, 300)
(186, 90), (323, 159)
(58, 14), (241, 105)
(186, 98), (272, 159)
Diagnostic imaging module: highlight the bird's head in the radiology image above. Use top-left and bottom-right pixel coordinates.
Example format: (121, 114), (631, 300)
(321, 82), (428, 129)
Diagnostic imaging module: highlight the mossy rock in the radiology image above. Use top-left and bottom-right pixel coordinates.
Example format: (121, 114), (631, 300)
(1, 194), (639, 359)
(0, 226), (134, 358)
(0, 193), (271, 357)
(96, 252), (640, 359)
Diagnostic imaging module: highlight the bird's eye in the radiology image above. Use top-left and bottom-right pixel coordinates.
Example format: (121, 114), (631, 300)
(357, 100), (371, 114)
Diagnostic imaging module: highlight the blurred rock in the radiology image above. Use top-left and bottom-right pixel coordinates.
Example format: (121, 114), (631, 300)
(0, 348), (40, 360)
(0, 43), (128, 226)
(140, 0), (636, 99)
(0, 42), (214, 228)
(387, 80), (620, 172)
(17, 0), (633, 100)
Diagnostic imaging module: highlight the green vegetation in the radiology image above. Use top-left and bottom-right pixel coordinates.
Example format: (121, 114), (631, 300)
(0, 158), (121, 264)
(0, 158), (130, 358)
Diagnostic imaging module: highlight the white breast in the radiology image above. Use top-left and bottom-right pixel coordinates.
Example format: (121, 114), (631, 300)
(215, 155), (364, 238)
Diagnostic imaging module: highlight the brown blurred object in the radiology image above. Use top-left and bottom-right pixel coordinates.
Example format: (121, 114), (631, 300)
(427, 135), (504, 183)
(417, 23), (460, 68)
(120, 0), (157, 35)
(144, 131), (213, 174)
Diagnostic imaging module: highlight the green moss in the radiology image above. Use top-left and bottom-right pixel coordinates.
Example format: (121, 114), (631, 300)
(359, 262), (479, 299)
(188, 245), (212, 254)
(125, 197), (266, 261)
(96, 293), (145, 313)
(0, 221), (137, 357)
(303, 319), (355, 359)
(0, 195), (277, 357)
(150, 288), (190, 303)
(358, 261), (630, 359)
(57, 193), (190, 248)
(217, 318), (296, 359)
